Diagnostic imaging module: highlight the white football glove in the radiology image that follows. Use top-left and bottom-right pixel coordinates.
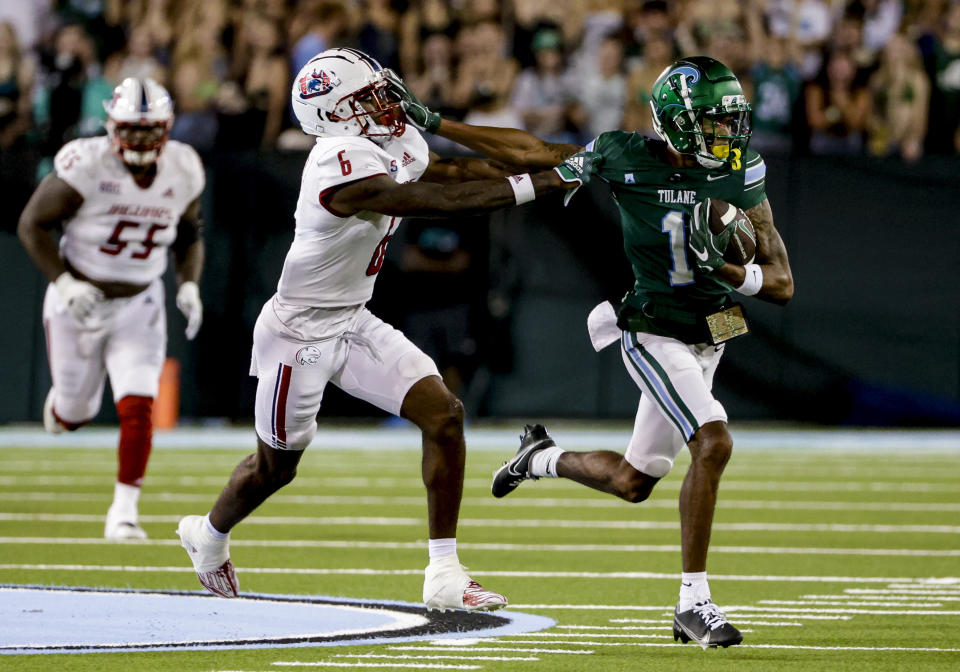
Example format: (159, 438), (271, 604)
(176, 281), (203, 340)
(54, 272), (104, 326)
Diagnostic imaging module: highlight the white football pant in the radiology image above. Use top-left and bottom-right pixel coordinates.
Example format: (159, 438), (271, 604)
(43, 279), (166, 423)
(620, 331), (727, 478)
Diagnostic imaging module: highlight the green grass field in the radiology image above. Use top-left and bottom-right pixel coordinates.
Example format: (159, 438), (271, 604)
(1, 425), (959, 671)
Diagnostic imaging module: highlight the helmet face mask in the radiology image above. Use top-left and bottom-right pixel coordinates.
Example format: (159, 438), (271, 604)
(650, 57), (752, 169)
(107, 120), (171, 166)
(293, 48), (406, 140)
(103, 77), (174, 167)
(330, 78), (405, 138)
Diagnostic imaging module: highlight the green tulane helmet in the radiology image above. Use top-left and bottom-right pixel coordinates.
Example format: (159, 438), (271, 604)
(650, 56), (752, 169)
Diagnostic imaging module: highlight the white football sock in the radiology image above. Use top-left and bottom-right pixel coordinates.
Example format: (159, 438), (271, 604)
(529, 446), (564, 478)
(204, 514), (229, 540)
(678, 571), (710, 611)
(428, 538), (457, 562)
(111, 482), (140, 518)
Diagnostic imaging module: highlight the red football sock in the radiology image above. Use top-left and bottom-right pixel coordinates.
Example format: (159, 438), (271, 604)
(116, 395), (154, 487)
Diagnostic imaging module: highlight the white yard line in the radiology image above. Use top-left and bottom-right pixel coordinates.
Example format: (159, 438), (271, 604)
(270, 662), (479, 669)
(501, 639), (960, 652)
(327, 655), (539, 662)
(841, 589), (960, 596)
(2, 474), (959, 493)
(2, 536), (957, 559)
(803, 594), (960, 601)
(3, 512), (959, 534)
(508, 633), (671, 639)
(607, 618), (802, 626)
(760, 600), (945, 607)
(557, 625), (672, 631)
(4, 490), (959, 513)
(3, 565), (958, 587)
(388, 646), (593, 654)
(4, 425), (960, 453)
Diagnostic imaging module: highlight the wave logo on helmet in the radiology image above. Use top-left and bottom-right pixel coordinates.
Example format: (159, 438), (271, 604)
(670, 65), (700, 85)
(299, 69), (341, 99)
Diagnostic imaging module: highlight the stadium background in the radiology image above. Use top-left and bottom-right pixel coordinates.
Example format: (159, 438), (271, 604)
(1, 0), (958, 428)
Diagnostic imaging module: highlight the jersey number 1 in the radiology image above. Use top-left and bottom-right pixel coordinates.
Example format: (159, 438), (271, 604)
(661, 211), (694, 286)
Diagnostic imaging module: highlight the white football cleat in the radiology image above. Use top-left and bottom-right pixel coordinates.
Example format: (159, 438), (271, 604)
(423, 556), (507, 612)
(104, 507), (147, 540)
(176, 515), (239, 598)
(43, 389), (64, 434)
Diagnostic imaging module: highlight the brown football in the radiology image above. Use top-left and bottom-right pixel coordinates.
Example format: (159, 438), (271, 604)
(708, 199), (756, 265)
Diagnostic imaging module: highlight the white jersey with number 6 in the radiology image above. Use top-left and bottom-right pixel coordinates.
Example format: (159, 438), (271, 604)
(54, 136), (204, 285)
(277, 127), (429, 307)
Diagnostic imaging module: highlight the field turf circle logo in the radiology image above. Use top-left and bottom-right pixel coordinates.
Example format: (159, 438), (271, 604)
(0, 586), (554, 654)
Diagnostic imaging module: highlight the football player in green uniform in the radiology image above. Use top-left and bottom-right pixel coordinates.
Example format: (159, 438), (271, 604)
(387, 56), (794, 648)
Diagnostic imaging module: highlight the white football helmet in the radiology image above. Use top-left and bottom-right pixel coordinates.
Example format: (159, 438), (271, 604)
(291, 48), (404, 140)
(103, 77), (174, 166)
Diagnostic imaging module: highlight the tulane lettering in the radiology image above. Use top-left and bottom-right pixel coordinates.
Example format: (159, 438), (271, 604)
(657, 189), (697, 205)
(106, 204), (173, 219)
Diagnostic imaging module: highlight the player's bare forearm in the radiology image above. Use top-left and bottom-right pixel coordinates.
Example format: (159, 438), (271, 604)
(436, 118), (582, 169)
(173, 199), (204, 284)
(17, 174), (84, 282)
(421, 155), (521, 183)
(175, 240), (204, 286)
(330, 172), (567, 218)
(17, 220), (67, 283)
(716, 199), (794, 305)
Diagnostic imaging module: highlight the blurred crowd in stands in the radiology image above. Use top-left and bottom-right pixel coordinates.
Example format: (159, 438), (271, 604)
(1, 0), (959, 164)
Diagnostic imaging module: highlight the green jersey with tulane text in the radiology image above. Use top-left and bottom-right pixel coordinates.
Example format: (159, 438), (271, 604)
(586, 131), (767, 319)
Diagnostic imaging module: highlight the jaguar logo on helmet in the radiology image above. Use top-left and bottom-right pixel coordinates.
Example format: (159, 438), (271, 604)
(299, 69), (341, 99)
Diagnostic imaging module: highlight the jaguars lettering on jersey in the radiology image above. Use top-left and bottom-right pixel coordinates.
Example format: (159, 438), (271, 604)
(586, 131), (766, 317)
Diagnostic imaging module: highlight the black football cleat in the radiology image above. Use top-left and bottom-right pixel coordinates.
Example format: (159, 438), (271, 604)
(491, 424), (556, 498)
(673, 600), (743, 649)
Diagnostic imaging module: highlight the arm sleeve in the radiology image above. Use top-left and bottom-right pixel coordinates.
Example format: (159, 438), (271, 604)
(728, 149), (767, 211)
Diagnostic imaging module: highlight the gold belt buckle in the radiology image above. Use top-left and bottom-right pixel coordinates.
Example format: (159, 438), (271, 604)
(704, 303), (750, 345)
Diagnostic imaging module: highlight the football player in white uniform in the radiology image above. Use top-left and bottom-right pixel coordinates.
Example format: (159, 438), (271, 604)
(176, 47), (601, 610)
(18, 78), (205, 540)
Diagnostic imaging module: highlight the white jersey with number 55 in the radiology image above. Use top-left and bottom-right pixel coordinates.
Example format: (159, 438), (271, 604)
(277, 127), (429, 307)
(54, 136), (205, 285)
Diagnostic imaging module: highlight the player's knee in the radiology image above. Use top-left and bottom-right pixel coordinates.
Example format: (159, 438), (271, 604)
(54, 398), (100, 428)
(252, 452), (298, 489)
(269, 465), (298, 488)
(422, 394), (464, 444)
(615, 471), (657, 503)
(695, 433), (733, 472)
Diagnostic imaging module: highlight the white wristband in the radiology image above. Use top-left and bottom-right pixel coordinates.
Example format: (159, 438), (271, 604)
(736, 263), (763, 296)
(507, 173), (535, 205)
